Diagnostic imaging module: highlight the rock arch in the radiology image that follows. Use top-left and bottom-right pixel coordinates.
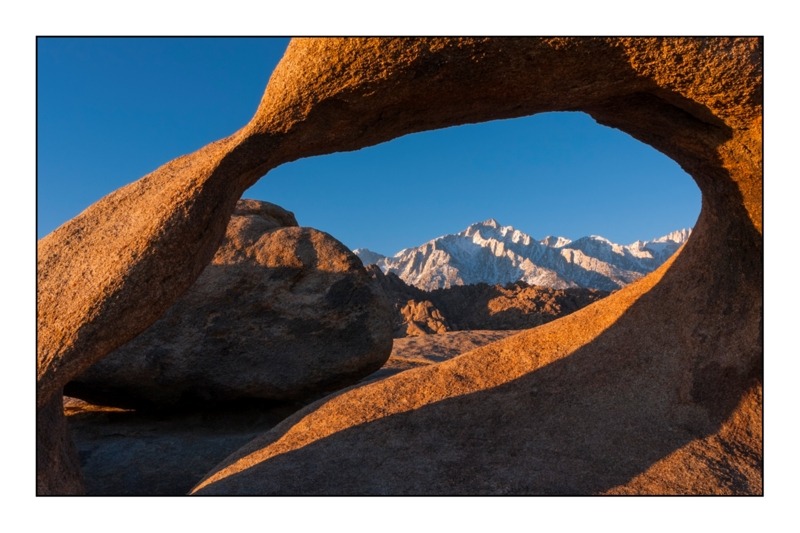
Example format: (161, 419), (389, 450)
(37, 38), (762, 494)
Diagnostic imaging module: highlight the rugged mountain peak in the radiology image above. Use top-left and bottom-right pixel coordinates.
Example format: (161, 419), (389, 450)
(463, 219), (535, 247)
(356, 221), (692, 292)
(464, 218), (502, 238)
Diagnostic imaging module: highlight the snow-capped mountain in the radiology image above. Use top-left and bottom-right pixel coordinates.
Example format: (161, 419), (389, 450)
(354, 220), (691, 292)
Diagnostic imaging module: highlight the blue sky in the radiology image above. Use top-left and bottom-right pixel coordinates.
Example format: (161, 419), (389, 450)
(37, 37), (701, 256)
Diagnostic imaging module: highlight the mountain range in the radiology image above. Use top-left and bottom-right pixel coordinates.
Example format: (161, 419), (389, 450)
(355, 219), (691, 292)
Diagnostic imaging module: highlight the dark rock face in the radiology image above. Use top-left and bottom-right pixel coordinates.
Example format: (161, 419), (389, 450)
(67, 200), (393, 408)
(37, 395), (84, 495)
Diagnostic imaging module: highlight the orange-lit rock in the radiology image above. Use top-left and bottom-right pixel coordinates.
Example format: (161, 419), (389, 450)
(37, 38), (762, 494)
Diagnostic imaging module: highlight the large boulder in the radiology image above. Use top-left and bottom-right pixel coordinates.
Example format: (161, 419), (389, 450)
(66, 200), (392, 408)
(38, 38), (762, 494)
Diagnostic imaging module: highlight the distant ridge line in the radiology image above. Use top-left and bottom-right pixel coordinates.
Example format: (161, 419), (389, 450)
(355, 220), (691, 292)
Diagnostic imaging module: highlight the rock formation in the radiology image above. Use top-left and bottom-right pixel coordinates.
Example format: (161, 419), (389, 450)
(66, 200), (392, 409)
(38, 38), (762, 494)
(366, 265), (451, 336)
(367, 265), (608, 337)
(397, 300), (451, 336)
(434, 281), (609, 331)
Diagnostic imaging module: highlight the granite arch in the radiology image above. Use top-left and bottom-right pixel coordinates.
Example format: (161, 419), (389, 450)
(38, 38), (762, 494)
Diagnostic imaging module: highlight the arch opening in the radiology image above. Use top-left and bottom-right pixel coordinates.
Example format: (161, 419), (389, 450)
(248, 111), (703, 251)
(246, 110), (700, 292)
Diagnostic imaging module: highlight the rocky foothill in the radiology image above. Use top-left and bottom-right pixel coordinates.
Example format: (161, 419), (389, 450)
(38, 38), (762, 496)
(366, 265), (609, 337)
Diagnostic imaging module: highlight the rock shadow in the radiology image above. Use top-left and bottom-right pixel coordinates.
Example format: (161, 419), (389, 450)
(194, 306), (759, 494)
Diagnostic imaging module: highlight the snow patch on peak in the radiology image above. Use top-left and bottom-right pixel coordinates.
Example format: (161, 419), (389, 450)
(540, 235), (572, 248)
(649, 228), (692, 244)
(353, 248), (386, 266)
(509, 229), (532, 246)
(588, 235), (613, 244)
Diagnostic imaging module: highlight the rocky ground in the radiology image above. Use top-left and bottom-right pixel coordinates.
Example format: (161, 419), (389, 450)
(365, 330), (521, 381)
(65, 330), (521, 495)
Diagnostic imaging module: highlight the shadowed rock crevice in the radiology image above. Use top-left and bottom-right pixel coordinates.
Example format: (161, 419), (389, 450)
(64, 398), (308, 495)
(37, 394), (85, 494)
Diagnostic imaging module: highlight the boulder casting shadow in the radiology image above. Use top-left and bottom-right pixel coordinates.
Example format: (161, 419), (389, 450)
(37, 38), (762, 494)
